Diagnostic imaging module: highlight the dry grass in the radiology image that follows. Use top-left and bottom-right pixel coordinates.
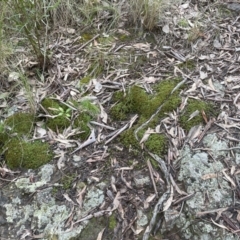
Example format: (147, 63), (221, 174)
(0, 1), (12, 73)
(48, 0), (120, 30)
(129, 0), (169, 30)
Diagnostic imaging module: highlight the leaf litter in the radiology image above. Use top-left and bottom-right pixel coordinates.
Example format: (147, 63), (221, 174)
(2, 0), (240, 239)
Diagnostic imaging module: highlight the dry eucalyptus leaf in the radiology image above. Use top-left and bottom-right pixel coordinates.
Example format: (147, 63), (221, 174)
(200, 70), (208, 80)
(133, 43), (150, 51)
(8, 72), (20, 82)
(140, 128), (155, 144)
(162, 24), (170, 34)
(180, 2), (189, 9)
(144, 76), (156, 83)
(213, 39), (222, 48)
(92, 78), (103, 92)
(35, 126), (47, 138)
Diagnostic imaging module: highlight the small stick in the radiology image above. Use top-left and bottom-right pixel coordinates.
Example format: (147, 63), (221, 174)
(147, 160), (158, 196)
(73, 34), (100, 53)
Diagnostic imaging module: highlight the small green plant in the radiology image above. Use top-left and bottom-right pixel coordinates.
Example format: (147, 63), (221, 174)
(79, 99), (99, 116)
(178, 19), (189, 28)
(41, 98), (99, 138)
(41, 98), (71, 131)
(52, 107), (72, 118)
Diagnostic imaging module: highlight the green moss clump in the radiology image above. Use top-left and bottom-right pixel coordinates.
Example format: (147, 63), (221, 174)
(0, 122), (4, 133)
(61, 174), (76, 190)
(108, 214), (117, 230)
(120, 128), (141, 150)
(111, 79), (184, 150)
(47, 116), (71, 132)
(110, 79), (183, 121)
(178, 19), (189, 28)
(117, 33), (130, 42)
(0, 132), (9, 151)
(79, 100), (100, 116)
(74, 113), (92, 140)
(80, 33), (96, 43)
(110, 102), (131, 121)
(145, 134), (167, 156)
(5, 112), (35, 136)
(110, 85), (150, 120)
(5, 139), (52, 169)
(178, 59), (195, 70)
(41, 98), (57, 112)
(80, 75), (91, 85)
(179, 99), (218, 131)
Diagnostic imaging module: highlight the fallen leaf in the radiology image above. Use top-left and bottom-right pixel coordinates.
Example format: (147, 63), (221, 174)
(162, 24), (170, 34)
(163, 186), (173, 211)
(140, 128), (155, 144)
(200, 70), (208, 80)
(213, 39), (222, 48)
(201, 173), (217, 180)
(144, 76), (156, 83)
(96, 228), (105, 240)
(133, 43), (150, 51)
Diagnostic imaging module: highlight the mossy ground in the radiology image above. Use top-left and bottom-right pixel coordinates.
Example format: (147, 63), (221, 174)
(5, 112), (35, 136)
(0, 132), (9, 152)
(179, 99), (218, 131)
(79, 75), (91, 85)
(108, 213), (117, 230)
(178, 59), (195, 71)
(61, 173), (76, 190)
(111, 79), (183, 121)
(145, 134), (167, 156)
(110, 79), (219, 160)
(73, 113), (91, 140)
(0, 111), (53, 170)
(79, 216), (113, 240)
(5, 138), (52, 169)
(41, 98), (65, 112)
(41, 98), (98, 140)
(110, 79), (184, 157)
(178, 19), (189, 28)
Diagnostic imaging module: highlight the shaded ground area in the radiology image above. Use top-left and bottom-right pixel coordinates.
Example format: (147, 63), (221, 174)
(1, 0), (240, 239)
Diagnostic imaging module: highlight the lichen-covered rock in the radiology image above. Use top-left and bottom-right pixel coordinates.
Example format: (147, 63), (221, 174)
(161, 133), (235, 239)
(178, 145), (231, 211)
(1, 164), (107, 240)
